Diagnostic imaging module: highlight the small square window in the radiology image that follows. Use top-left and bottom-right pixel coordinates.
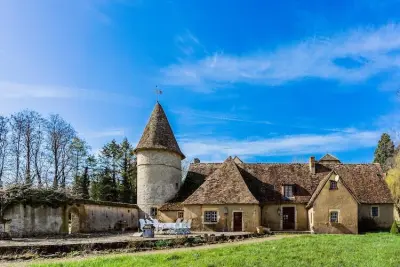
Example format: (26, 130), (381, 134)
(204, 211), (218, 223)
(329, 211), (339, 223)
(177, 211), (184, 219)
(329, 181), (338, 190)
(150, 207), (157, 217)
(371, 206), (379, 217)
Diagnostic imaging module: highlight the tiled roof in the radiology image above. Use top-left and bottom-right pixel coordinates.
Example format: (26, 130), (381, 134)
(182, 157), (259, 205)
(159, 163), (220, 211)
(319, 153), (341, 163)
(134, 103), (185, 159)
(173, 159), (393, 206)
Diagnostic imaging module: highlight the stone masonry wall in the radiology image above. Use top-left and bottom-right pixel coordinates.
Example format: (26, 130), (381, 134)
(137, 149), (182, 216)
(1, 201), (139, 237)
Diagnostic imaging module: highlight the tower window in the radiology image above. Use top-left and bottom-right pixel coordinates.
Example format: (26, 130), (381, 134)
(150, 207), (158, 217)
(175, 183), (179, 189)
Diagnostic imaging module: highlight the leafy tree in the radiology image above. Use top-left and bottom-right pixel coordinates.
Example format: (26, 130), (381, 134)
(373, 133), (395, 172)
(386, 154), (400, 215)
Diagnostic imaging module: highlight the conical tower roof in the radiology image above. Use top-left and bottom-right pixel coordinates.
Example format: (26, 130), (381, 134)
(134, 102), (185, 159)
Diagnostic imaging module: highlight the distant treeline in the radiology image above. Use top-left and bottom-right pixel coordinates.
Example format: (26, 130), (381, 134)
(0, 110), (137, 203)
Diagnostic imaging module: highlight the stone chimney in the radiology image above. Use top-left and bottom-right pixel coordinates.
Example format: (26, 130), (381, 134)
(309, 156), (316, 174)
(193, 158), (200, 163)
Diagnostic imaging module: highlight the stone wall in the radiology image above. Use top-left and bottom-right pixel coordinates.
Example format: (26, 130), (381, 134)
(69, 202), (139, 233)
(158, 210), (181, 223)
(358, 204), (394, 229)
(1, 200), (139, 237)
(184, 204), (260, 232)
(137, 150), (182, 216)
(261, 204), (308, 231)
(311, 173), (358, 234)
(1, 204), (64, 237)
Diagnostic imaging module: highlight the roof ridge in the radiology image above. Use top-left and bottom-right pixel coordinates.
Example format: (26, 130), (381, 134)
(183, 158), (259, 205)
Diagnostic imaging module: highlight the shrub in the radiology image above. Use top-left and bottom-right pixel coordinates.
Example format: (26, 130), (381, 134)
(390, 221), (399, 234)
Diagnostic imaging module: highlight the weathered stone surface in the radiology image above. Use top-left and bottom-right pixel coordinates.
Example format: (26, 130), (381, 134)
(0, 202), (139, 237)
(137, 150), (182, 216)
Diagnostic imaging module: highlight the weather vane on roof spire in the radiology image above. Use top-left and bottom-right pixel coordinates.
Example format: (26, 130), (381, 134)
(155, 85), (163, 103)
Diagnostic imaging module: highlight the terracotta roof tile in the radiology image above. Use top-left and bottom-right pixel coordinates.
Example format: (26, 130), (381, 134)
(319, 153), (341, 163)
(173, 160), (393, 206)
(134, 103), (185, 159)
(183, 158), (259, 205)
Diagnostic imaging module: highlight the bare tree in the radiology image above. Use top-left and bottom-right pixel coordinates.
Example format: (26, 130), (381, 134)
(18, 110), (45, 185)
(32, 115), (47, 187)
(45, 114), (75, 189)
(0, 116), (9, 187)
(9, 113), (25, 184)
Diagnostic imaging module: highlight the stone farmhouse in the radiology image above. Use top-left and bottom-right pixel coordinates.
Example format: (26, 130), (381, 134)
(135, 102), (395, 234)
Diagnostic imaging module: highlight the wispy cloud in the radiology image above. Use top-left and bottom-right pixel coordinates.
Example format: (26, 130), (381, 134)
(82, 128), (126, 139)
(175, 30), (208, 58)
(0, 81), (141, 106)
(179, 130), (380, 161)
(171, 107), (271, 126)
(163, 24), (400, 92)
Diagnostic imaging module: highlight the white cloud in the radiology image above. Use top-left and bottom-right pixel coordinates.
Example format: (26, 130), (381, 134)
(0, 82), (79, 99)
(0, 81), (141, 106)
(162, 24), (400, 91)
(179, 130), (380, 161)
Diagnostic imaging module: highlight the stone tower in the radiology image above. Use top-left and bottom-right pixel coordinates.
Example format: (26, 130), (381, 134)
(134, 102), (185, 217)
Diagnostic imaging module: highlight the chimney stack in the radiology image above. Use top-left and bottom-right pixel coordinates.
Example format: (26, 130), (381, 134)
(193, 158), (200, 164)
(309, 156), (316, 174)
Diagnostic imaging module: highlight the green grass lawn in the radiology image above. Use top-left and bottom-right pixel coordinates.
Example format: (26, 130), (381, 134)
(31, 234), (400, 267)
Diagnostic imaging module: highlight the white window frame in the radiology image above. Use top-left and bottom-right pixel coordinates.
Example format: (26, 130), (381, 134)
(283, 185), (294, 199)
(329, 209), (340, 223)
(203, 210), (218, 224)
(371, 206), (379, 218)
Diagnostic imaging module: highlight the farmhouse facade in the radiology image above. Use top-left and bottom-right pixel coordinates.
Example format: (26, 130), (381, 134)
(136, 102), (395, 234)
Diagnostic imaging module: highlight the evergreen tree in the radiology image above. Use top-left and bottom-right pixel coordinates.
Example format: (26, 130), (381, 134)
(119, 138), (133, 203)
(99, 140), (121, 201)
(98, 167), (118, 202)
(80, 166), (90, 199)
(373, 133), (395, 172)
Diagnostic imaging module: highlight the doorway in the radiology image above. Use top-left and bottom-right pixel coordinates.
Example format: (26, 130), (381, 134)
(282, 207), (295, 230)
(233, 212), (243, 232)
(68, 208), (80, 234)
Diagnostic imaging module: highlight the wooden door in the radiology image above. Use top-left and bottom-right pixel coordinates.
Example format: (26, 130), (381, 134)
(282, 207), (295, 230)
(233, 212), (243, 232)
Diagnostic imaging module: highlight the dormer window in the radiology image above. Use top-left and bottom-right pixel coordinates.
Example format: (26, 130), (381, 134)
(283, 185), (295, 199)
(329, 181), (338, 190)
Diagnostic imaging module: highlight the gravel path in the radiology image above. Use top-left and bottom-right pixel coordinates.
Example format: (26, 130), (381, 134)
(3, 235), (300, 267)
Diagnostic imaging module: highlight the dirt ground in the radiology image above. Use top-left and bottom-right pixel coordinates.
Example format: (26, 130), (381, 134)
(2, 235), (299, 267)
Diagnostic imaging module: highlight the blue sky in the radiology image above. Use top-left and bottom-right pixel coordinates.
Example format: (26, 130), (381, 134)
(1, 0), (400, 163)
